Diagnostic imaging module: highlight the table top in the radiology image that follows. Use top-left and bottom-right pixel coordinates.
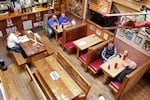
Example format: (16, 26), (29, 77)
(19, 32), (46, 57)
(53, 23), (72, 33)
(20, 40), (46, 57)
(101, 54), (127, 78)
(73, 34), (103, 50)
(34, 55), (83, 99)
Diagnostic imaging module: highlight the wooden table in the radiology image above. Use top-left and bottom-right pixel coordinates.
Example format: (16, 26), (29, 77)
(101, 55), (127, 84)
(53, 23), (72, 41)
(19, 33), (47, 64)
(73, 34), (103, 57)
(20, 40), (46, 57)
(34, 55), (83, 99)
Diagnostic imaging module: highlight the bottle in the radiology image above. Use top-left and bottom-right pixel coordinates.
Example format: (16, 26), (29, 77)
(122, 50), (128, 60)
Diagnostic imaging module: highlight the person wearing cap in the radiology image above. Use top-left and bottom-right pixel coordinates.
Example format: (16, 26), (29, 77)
(59, 13), (70, 25)
(117, 61), (137, 82)
(101, 41), (117, 62)
(47, 15), (59, 38)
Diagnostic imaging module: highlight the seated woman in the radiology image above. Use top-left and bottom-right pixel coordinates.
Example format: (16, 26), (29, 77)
(117, 60), (137, 83)
(59, 13), (70, 25)
(47, 15), (59, 38)
(7, 31), (22, 52)
(101, 41), (117, 62)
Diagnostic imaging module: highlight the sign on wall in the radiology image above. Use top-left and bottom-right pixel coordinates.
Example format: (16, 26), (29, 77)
(67, 0), (85, 18)
(89, 0), (112, 14)
(116, 28), (150, 57)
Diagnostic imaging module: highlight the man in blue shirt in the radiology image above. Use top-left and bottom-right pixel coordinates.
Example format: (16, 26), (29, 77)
(101, 41), (117, 62)
(59, 13), (70, 25)
(47, 15), (59, 38)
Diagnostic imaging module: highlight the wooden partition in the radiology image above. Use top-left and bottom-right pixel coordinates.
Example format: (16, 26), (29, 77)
(85, 39), (114, 74)
(60, 19), (114, 54)
(56, 52), (91, 99)
(86, 20), (114, 41)
(78, 20), (114, 73)
(60, 22), (87, 53)
(63, 23), (87, 43)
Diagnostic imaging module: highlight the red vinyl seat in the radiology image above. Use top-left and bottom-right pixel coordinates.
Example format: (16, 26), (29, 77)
(64, 41), (74, 49)
(89, 59), (103, 73)
(58, 37), (63, 43)
(110, 81), (121, 90)
(79, 53), (88, 62)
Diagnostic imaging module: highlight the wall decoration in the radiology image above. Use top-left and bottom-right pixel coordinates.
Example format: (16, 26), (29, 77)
(134, 35), (143, 44)
(142, 40), (150, 51)
(6, 18), (13, 27)
(6, 26), (17, 34)
(96, 29), (101, 36)
(23, 20), (33, 30)
(115, 16), (150, 57)
(126, 31), (133, 40)
(89, 0), (112, 14)
(21, 15), (28, 20)
(118, 28), (126, 37)
(90, 25), (95, 31)
(0, 31), (3, 37)
(68, 0), (84, 18)
(103, 33), (108, 40)
(146, 8), (150, 21)
(135, 15), (145, 21)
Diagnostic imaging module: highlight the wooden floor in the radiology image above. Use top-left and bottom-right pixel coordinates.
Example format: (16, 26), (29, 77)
(0, 34), (150, 100)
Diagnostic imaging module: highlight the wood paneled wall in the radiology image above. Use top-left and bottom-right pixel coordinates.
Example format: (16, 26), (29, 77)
(0, 8), (52, 36)
(114, 38), (149, 67)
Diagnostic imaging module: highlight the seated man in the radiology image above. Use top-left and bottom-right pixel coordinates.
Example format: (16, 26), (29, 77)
(47, 15), (59, 38)
(7, 31), (22, 52)
(59, 13), (70, 25)
(101, 41), (117, 62)
(117, 61), (137, 83)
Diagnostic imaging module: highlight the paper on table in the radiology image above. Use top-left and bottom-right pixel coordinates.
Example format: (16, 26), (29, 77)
(49, 71), (60, 80)
(78, 41), (86, 46)
(18, 35), (30, 43)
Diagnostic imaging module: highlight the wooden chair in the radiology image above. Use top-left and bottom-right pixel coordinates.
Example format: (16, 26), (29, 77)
(109, 59), (150, 100)
(56, 52), (91, 99)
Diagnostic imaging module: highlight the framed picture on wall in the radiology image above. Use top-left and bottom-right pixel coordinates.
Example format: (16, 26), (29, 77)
(68, 0), (84, 18)
(142, 40), (150, 51)
(90, 25), (95, 31)
(96, 29), (101, 36)
(126, 31), (133, 40)
(118, 28), (126, 37)
(134, 35), (143, 44)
